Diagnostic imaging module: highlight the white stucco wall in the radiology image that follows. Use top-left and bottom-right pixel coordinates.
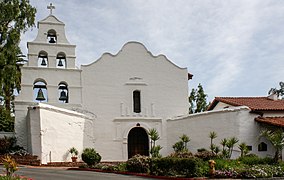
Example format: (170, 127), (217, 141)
(27, 103), (94, 164)
(80, 42), (189, 161)
(167, 107), (275, 159)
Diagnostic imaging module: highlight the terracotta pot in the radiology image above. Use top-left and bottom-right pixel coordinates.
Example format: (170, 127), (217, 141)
(71, 157), (77, 162)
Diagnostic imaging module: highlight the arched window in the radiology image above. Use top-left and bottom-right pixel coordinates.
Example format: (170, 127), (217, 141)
(56, 52), (66, 68)
(38, 51), (48, 67)
(58, 82), (68, 103)
(47, 29), (57, 43)
(258, 142), (267, 151)
(33, 80), (47, 102)
(133, 90), (141, 113)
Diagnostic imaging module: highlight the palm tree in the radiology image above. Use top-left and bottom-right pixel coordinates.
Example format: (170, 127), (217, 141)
(180, 134), (190, 151)
(220, 138), (228, 158)
(226, 137), (239, 158)
(238, 142), (249, 157)
(209, 131), (217, 153)
(148, 128), (160, 157)
(260, 129), (284, 162)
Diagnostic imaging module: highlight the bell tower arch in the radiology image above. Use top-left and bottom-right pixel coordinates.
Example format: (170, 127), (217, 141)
(15, 3), (82, 105)
(14, 3), (83, 151)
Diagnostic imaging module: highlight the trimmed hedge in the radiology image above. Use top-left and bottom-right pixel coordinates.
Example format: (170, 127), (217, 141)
(81, 148), (101, 167)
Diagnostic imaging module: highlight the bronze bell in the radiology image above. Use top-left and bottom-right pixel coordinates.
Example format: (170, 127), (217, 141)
(58, 59), (63, 67)
(59, 91), (68, 101)
(41, 59), (47, 66)
(49, 37), (56, 43)
(36, 88), (46, 101)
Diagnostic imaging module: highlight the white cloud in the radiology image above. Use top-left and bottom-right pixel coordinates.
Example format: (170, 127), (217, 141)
(20, 0), (284, 100)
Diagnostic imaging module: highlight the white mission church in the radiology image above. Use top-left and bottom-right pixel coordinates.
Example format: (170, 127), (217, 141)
(14, 5), (284, 164)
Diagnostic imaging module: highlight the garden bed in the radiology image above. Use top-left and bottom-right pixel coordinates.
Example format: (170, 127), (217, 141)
(67, 167), (207, 180)
(0, 154), (40, 166)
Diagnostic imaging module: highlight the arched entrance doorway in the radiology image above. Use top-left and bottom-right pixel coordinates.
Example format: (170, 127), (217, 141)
(128, 127), (149, 159)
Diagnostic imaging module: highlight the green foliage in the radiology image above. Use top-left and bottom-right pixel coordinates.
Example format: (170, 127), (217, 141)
(220, 137), (239, 159)
(238, 155), (275, 165)
(215, 165), (284, 178)
(126, 154), (150, 173)
(188, 83), (209, 114)
(3, 155), (18, 177)
(209, 131), (218, 154)
(148, 128), (162, 158)
(173, 141), (184, 153)
(172, 134), (190, 153)
(168, 151), (193, 158)
(0, 0), (36, 131)
(0, 136), (17, 154)
(269, 81), (284, 98)
(195, 150), (217, 161)
(151, 157), (203, 177)
(69, 147), (78, 157)
(81, 148), (101, 167)
(150, 145), (162, 158)
(238, 142), (249, 157)
(0, 109), (14, 132)
(95, 163), (127, 172)
(260, 129), (284, 162)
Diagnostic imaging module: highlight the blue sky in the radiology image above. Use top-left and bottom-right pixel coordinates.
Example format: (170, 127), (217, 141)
(20, 0), (284, 101)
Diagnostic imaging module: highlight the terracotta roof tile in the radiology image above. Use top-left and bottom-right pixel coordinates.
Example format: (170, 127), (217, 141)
(255, 116), (284, 127)
(208, 97), (284, 111)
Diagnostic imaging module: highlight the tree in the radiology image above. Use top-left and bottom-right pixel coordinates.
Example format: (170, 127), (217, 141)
(188, 83), (209, 114)
(0, 0), (36, 131)
(172, 134), (190, 153)
(226, 137), (239, 159)
(260, 129), (284, 162)
(268, 81), (284, 98)
(180, 134), (190, 151)
(238, 142), (249, 157)
(148, 128), (161, 158)
(188, 88), (196, 114)
(209, 131), (217, 153)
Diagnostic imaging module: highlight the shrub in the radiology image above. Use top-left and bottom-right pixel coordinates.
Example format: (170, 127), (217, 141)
(81, 148), (101, 167)
(126, 155), (150, 173)
(69, 147), (78, 157)
(214, 158), (245, 170)
(0, 109), (14, 132)
(238, 155), (275, 165)
(152, 157), (203, 177)
(3, 155), (18, 177)
(0, 136), (16, 154)
(168, 151), (193, 158)
(195, 150), (217, 160)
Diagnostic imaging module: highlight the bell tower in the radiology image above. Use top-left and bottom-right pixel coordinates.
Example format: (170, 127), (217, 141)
(26, 3), (76, 69)
(16, 3), (82, 105)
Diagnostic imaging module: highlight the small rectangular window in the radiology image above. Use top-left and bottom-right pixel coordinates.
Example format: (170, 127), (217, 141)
(133, 90), (141, 113)
(246, 145), (252, 151)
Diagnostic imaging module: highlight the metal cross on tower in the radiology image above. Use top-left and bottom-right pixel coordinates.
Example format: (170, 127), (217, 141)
(47, 3), (55, 15)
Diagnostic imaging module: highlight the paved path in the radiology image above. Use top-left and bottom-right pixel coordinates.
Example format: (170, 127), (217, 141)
(10, 166), (152, 180)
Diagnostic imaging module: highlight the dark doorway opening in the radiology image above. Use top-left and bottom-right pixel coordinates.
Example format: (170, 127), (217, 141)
(128, 127), (149, 159)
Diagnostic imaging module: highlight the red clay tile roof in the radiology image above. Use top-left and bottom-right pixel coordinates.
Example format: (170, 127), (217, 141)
(208, 97), (284, 111)
(255, 116), (284, 127)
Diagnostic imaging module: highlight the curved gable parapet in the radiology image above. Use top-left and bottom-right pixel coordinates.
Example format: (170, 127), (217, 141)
(38, 15), (64, 26)
(82, 41), (187, 70)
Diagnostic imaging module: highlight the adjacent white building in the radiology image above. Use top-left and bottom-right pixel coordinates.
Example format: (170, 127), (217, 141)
(14, 6), (284, 164)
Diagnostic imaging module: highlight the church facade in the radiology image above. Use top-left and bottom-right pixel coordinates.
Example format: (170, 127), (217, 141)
(14, 10), (191, 164)
(14, 6), (284, 164)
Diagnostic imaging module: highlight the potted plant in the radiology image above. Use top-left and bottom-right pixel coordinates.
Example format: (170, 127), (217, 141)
(69, 147), (79, 162)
